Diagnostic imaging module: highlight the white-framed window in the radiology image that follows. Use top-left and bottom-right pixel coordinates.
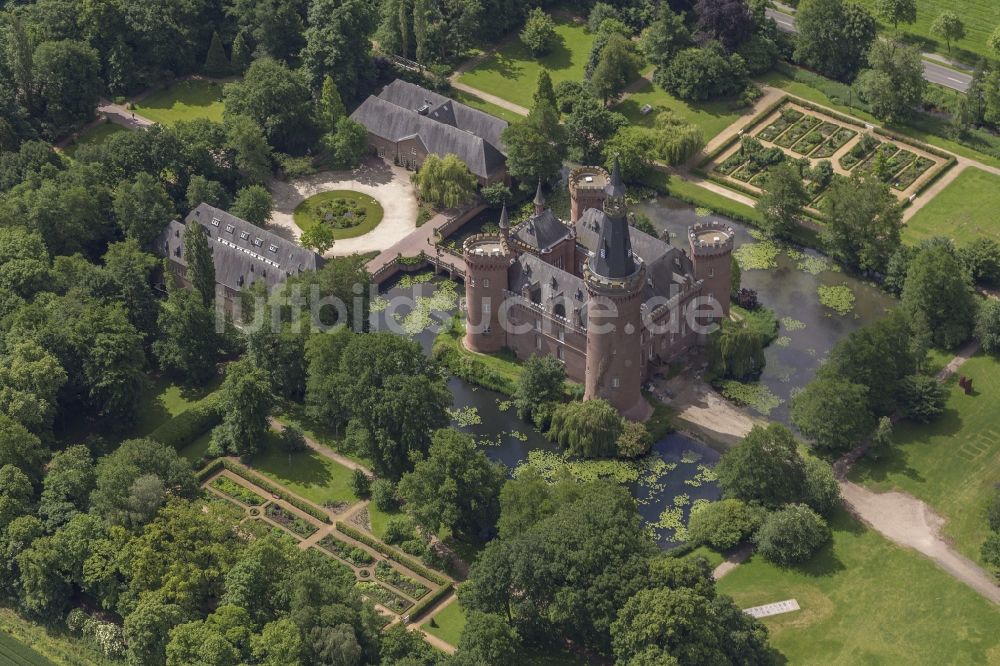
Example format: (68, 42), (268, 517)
(253, 238), (263, 247)
(483, 278), (490, 288)
(709, 267), (715, 278)
(482, 301), (490, 315)
(558, 330), (565, 342)
(211, 217), (221, 227)
(535, 336), (542, 350)
(557, 347), (565, 360)
(225, 224), (235, 233)
(268, 244), (279, 253)
(240, 231), (250, 240)
(534, 319), (541, 331)
(410, 147), (418, 155)
(612, 377), (620, 388)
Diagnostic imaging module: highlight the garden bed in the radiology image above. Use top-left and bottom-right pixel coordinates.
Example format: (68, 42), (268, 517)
(774, 115), (821, 148)
(374, 561), (429, 600)
(357, 581), (413, 614)
(209, 476), (266, 506)
(265, 504), (318, 538)
(791, 122), (838, 156)
(292, 190), (385, 240)
(318, 535), (375, 567)
(891, 156), (935, 191)
(756, 108), (804, 142)
(812, 127), (858, 158)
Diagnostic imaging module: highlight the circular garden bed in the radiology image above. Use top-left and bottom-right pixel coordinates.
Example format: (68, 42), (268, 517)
(293, 190), (385, 240)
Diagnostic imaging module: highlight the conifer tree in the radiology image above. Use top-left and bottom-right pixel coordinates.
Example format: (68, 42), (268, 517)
(183, 222), (215, 307)
(230, 31), (252, 73)
(316, 75), (346, 134)
(204, 31), (230, 77)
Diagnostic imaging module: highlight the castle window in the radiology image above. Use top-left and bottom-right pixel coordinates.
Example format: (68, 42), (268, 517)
(648, 347), (654, 359)
(482, 301), (490, 315)
(612, 377), (620, 388)
(536, 336), (542, 350)
(553, 303), (566, 318)
(534, 320), (541, 331)
(483, 278), (490, 288)
(558, 330), (565, 342)
(484, 325), (491, 336)
(469, 278), (475, 287)
(709, 267), (715, 278)
(557, 347), (565, 360)
(410, 147), (418, 155)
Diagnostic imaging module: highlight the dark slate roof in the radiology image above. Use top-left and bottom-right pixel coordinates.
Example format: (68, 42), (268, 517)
(574, 208), (694, 300)
(605, 156), (626, 199)
(511, 209), (570, 252)
(508, 254), (588, 328)
(157, 203), (323, 294)
(376, 79), (508, 153)
(587, 207), (637, 279)
(351, 95), (506, 180)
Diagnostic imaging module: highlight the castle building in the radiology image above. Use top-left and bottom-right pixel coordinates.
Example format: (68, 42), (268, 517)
(462, 161), (734, 421)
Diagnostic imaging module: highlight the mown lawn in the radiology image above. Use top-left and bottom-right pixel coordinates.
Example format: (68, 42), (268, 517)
(614, 76), (744, 142)
(458, 16), (598, 109)
(850, 353), (1000, 564)
(452, 89), (524, 123)
(422, 600), (466, 647)
(247, 432), (358, 507)
(717, 508), (1000, 665)
(853, 0), (1000, 62)
(63, 122), (128, 157)
(135, 79), (226, 125)
(131, 375), (221, 438)
(904, 168), (1000, 245)
(292, 190), (385, 240)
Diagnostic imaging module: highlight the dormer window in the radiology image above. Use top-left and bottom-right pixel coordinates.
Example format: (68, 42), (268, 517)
(268, 244), (278, 253)
(240, 231), (250, 240)
(226, 224), (235, 233)
(211, 217), (221, 227)
(253, 238), (263, 247)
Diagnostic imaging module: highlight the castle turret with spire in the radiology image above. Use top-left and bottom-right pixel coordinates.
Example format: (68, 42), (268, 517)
(582, 158), (650, 420)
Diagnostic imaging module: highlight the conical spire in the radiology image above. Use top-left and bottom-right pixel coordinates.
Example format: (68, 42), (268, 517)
(533, 179), (546, 216)
(605, 155), (626, 200)
(498, 202), (509, 231)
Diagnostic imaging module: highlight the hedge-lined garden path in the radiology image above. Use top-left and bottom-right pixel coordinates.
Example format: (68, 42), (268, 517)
(269, 417), (374, 478)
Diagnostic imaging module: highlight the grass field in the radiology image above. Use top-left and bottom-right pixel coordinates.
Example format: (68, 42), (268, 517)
(850, 353), (1000, 564)
(423, 600), (466, 647)
(63, 122), (128, 157)
(853, 0), (1000, 62)
(247, 432), (358, 507)
(452, 89), (524, 123)
(615, 76), (745, 142)
(135, 79), (226, 125)
(904, 168), (1000, 245)
(292, 190), (385, 240)
(458, 16), (598, 109)
(0, 631), (54, 666)
(717, 508), (1000, 665)
(131, 375), (221, 438)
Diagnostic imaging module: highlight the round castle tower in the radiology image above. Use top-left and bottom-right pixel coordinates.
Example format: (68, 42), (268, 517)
(569, 166), (610, 222)
(462, 206), (512, 353)
(688, 221), (735, 320)
(583, 158), (650, 421)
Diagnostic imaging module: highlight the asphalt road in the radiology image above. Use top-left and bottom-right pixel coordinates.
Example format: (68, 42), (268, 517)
(765, 7), (972, 93)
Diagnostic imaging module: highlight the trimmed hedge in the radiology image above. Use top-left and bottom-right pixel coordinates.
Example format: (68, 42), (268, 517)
(336, 522), (449, 586)
(406, 584), (454, 622)
(196, 458), (224, 482)
(221, 459), (332, 524)
(149, 394), (222, 451)
(789, 97), (868, 130)
(912, 157), (958, 199)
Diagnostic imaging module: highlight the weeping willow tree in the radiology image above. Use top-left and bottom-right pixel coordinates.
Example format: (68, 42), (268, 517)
(709, 319), (767, 381)
(546, 398), (623, 459)
(411, 153), (478, 209)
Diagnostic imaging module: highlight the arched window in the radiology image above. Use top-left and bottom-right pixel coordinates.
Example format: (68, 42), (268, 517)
(553, 302), (566, 318)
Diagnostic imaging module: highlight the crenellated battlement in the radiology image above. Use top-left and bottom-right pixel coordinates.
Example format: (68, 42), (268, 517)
(688, 221), (735, 257)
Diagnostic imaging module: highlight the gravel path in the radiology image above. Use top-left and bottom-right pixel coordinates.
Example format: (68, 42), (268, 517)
(267, 158), (419, 257)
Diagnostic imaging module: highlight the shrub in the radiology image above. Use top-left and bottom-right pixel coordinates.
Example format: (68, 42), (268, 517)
(802, 457), (840, 516)
(988, 491), (1000, 533)
(352, 469), (372, 498)
(384, 516), (415, 545)
(401, 538), (427, 557)
(898, 375), (947, 423)
(982, 533), (1000, 569)
(754, 504), (830, 566)
(481, 183), (511, 208)
(976, 300), (1000, 355)
(371, 479), (397, 511)
(336, 522), (450, 585)
(688, 499), (764, 551)
(616, 420), (652, 458)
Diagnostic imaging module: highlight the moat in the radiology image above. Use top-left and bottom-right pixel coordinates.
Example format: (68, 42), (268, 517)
(376, 195), (897, 547)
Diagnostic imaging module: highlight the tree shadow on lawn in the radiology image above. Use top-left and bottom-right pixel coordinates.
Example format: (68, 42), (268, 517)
(248, 436), (337, 496)
(473, 52), (525, 81)
(850, 407), (964, 486)
(538, 34), (572, 72)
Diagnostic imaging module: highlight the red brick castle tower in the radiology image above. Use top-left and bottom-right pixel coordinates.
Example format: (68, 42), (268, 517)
(688, 220), (735, 320)
(583, 159), (651, 421)
(462, 204), (513, 353)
